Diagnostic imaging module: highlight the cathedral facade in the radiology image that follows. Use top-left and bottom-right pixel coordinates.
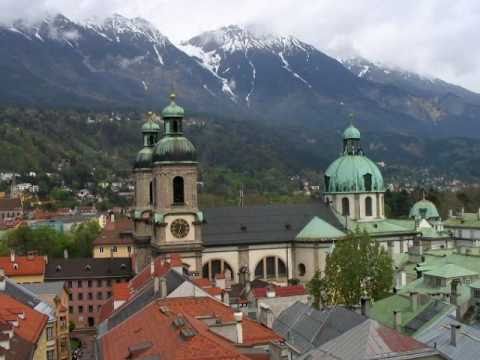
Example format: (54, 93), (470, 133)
(131, 96), (417, 283)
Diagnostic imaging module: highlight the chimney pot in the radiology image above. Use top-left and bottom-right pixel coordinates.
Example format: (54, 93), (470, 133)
(63, 249), (69, 259)
(393, 310), (402, 330)
(9, 249), (15, 263)
(450, 324), (461, 347)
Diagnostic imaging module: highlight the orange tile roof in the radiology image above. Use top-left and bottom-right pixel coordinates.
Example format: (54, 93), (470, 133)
(99, 298), (114, 324)
(0, 294), (48, 344)
(0, 256), (45, 277)
(129, 256), (171, 292)
(205, 287), (224, 296)
(112, 282), (130, 301)
(160, 297), (282, 346)
(100, 300), (252, 360)
(192, 278), (213, 288)
(253, 285), (306, 299)
(94, 217), (134, 246)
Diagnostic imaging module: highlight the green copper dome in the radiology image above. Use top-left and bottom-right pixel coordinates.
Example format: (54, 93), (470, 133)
(142, 119), (161, 132)
(409, 199), (440, 220)
(161, 94), (184, 118)
(343, 124), (361, 140)
(152, 136), (196, 163)
(324, 155), (384, 193)
(134, 147), (154, 169)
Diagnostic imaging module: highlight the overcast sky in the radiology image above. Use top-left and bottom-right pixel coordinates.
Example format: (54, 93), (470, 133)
(1, 0), (479, 92)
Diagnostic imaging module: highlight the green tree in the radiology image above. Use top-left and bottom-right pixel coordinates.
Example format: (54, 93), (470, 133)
(309, 229), (393, 307)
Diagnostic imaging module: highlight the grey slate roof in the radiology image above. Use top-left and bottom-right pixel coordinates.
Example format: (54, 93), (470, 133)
(23, 281), (66, 298)
(45, 258), (133, 280)
(273, 301), (367, 354)
(97, 269), (186, 337)
(202, 203), (343, 246)
(415, 312), (480, 360)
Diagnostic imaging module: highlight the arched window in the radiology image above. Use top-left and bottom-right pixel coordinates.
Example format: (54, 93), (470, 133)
(173, 176), (184, 204)
(298, 263), (306, 276)
(342, 197), (350, 216)
(324, 176), (330, 192)
(365, 196), (373, 217)
(254, 256), (287, 280)
(172, 120), (179, 133)
(149, 181), (153, 205)
(364, 173), (372, 191)
(202, 259), (234, 280)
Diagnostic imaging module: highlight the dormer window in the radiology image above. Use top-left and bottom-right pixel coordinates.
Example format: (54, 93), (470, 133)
(85, 264), (92, 271)
(56, 265), (62, 272)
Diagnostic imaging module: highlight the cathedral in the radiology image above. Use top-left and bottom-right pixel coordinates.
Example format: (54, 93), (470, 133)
(131, 95), (418, 283)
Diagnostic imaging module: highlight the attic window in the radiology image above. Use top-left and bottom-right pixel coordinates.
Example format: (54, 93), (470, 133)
(85, 265), (92, 271)
(56, 265), (62, 272)
(13, 263), (18, 270)
(240, 225), (247, 231)
(120, 264), (127, 269)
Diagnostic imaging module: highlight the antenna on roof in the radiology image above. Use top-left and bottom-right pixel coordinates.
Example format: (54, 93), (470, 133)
(349, 112), (355, 126)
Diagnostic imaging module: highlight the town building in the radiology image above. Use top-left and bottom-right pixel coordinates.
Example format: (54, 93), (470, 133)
(0, 270), (49, 360)
(0, 197), (22, 221)
(44, 258), (133, 328)
(130, 96), (418, 283)
(92, 217), (134, 258)
(23, 282), (71, 360)
(0, 252), (45, 283)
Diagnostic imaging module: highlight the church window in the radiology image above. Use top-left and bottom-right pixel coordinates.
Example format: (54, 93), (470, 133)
(172, 120), (179, 133)
(254, 256), (287, 280)
(202, 259), (234, 281)
(365, 196), (373, 216)
(173, 176), (185, 204)
(342, 198), (350, 216)
(364, 173), (372, 191)
(324, 176), (330, 192)
(298, 263), (306, 276)
(149, 181), (153, 205)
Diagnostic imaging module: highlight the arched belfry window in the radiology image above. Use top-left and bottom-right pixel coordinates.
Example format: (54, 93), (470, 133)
(149, 181), (153, 205)
(365, 196), (373, 217)
(172, 120), (179, 133)
(173, 176), (185, 204)
(342, 197), (350, 216)
(364, 173), (372, 191)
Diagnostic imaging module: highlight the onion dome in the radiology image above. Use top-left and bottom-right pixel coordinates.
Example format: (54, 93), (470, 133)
(343, 124), (361, 140)
(324, 156), (384, 193)
(409, 199), (440, 220)
(134, 147), (154, 169)
(161, 93), (184, 118)
(153, 94), (197, 163)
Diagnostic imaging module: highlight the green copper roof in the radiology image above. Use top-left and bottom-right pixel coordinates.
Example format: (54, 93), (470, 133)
(134, 147), (153, 169)
(343, 124), (361, 140)
(409, 200), (440, 220)
(295, 216), (345, 241)
(423, 263), (478, 279)
(344, 218), (416, 235)
(161, 93), (185, 118)
(444, 212), (480, 228)
(325, 155), (384, 193)
(142, 119), (161, 132)
(152, 136), (196, 163)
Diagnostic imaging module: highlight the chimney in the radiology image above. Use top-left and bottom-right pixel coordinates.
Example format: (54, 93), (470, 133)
(410, 292), (418, 312)
(266, 285), (276, 298)
(110, 213), (115, 223)
(9, 249), (15, 263)
(448, 209), (453, 218)
(451, 279), (460, 306)
(393, 310), (402, 331)
(450, 324), (461, 347)
(154, 277), (167, 298)
(63, 249), (69, 259)
(360, 297), (370, 317)
(222, 290), (230, 305)
(461, 207), (465, 217)
(0, 269), (5, 291)
(259, 304), (275, 328)
(150, 258), (155, 275)
(234, 312), (243, 344)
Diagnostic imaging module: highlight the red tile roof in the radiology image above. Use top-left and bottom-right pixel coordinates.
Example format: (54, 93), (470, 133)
(99, 298), (114, 324)
(205, 287), (224, 296)
(112, 282), (130, 301)
(162, 297), (282, 346)
(253, 285), (306, 299)
(192, 278), (213, 288)
(0, 294), (48, 344)
(100, 299), (254, 360)
(377, 323), (427, 352)
(0, 256), (45, 277)
(0, 198), (21, 211)
(94, 217), (134, 246)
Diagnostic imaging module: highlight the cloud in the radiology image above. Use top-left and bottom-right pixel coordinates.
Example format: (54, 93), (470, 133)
(0, 0), (479, 92)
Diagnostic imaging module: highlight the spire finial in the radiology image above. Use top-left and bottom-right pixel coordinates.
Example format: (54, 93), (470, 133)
(422, 190), (426, 200)
(349, 112), (355, 126)
(146, 111), (155, 122)
(169, 93), (176, 102)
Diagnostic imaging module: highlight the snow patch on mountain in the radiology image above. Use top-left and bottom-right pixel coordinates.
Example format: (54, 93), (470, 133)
(279, 52), (312, 88)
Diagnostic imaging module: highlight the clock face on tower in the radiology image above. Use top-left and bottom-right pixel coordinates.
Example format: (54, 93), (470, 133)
(170, 219), (190, 239)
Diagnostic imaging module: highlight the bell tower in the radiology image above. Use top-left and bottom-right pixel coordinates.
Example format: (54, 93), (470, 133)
(150, 94), (203, 272)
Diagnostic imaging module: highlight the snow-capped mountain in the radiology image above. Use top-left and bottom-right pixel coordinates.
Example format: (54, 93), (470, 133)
(343, 57), (480, 105)
(1, 15), (480, 137)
